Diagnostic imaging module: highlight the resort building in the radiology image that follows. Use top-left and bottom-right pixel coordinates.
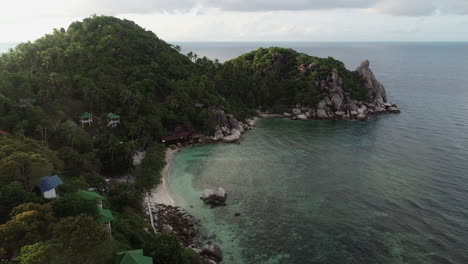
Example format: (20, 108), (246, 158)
(76, 190), (114, 234)
(161, 125), (192, 144)
(80, 112), (93, 126)
(115, 250), (152, 264)
(107, 113), (121, 128)
(38, 175), (63, 199)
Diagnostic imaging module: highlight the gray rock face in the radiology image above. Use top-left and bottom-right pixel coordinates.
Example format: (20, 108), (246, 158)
(387, 106), (401, 113)
(222, 134), (240, 142)
(355, 60), (388, 104)
(318, 100), (327, 109)
(201, 260), (217, 264)
(331, 94), (343, 111)
(357, 114), (367, 121)
(292, 108), (302, 116)
(213, 128), (223, 141)
(317, 109), (328, 119)
(202, 244), (223, 262)
(297, 114), (308, 120)
(307, 63), (318, 71)
(283, 112), (292, 117)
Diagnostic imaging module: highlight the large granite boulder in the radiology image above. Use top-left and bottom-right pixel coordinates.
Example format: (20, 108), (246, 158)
(222, 134), (240, 142)
(292, 108), (302, 116)
(387, 106), (401, 113)
(201, 187), (227, 206)
(317, 109), (328, 119)
(213, 128), (223, 141)
(355, 60), (388, 104)
(201, 244), (223, 262)
(331, 94), (343, 111)
(297, 114), (308, 121)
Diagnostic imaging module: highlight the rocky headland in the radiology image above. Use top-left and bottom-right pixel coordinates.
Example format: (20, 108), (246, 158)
(272, 60), (400, 121)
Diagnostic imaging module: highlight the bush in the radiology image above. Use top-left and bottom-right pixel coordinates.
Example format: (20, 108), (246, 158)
(51, 193), (99, 218)
(136, 144), (166, 190)
(107, 183), (143, 212)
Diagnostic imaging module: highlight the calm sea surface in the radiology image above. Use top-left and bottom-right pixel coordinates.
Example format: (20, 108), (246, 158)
(169, 42), (468, 264)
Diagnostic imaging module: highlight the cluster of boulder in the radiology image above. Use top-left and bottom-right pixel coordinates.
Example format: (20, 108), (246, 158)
(283, 60), (400, 121)
(149, 204), (200, 246)
(212, 109), (255, 142)
(146, 203), (224, 263)
(201, 187), (227, 207)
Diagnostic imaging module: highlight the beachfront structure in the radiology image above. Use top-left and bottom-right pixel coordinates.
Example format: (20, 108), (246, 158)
(107, 113), (120, 128)
(76, 190), (113, 233)
(80, 112), (93, 126)
(161, 125), (192, 144)
(38, 175), (63, 199)
(115, 249), (152, 264)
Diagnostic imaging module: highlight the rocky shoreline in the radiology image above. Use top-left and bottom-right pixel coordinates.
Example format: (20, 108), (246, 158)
(262, 60), (401, 121)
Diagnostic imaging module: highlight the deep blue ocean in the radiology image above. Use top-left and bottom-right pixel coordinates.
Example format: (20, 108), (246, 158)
(168, 42), (468, 264)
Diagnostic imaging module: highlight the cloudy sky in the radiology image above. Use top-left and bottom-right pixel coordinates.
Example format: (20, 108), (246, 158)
(1, 0), (468, 42)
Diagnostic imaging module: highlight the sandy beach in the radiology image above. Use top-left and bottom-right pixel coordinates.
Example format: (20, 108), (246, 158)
(149, 148), (178, 206)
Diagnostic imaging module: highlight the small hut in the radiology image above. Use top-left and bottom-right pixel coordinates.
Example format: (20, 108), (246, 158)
(115, 250), (152, 264)
(107, 113), (120, 128)
(79, 112), (93, 126)
(38, 175), (63, 199)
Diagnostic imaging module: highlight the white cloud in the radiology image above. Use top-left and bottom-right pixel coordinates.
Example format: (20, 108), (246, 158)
(0, 0), (467, 42)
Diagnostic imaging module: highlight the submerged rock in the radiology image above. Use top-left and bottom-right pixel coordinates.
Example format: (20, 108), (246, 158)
(387, 106), (401, 113)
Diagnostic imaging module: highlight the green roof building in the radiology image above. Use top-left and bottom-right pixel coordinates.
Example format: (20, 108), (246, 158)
(115, 250), (153, 264)
(77, 190), (104, 209)
(77, 190), (114, 234)
(79, 112), (93, 126)
(98, 208), (114, 224)
(107, 112), (121, 128)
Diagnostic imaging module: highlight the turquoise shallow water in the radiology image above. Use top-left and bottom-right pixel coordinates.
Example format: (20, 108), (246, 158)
(169, 43), (468, 264)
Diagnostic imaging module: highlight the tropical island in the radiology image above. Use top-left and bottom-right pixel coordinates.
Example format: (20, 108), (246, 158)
(0, 15), (398, 264)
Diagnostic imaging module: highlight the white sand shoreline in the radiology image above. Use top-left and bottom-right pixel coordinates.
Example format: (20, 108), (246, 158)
(149, 148), (179, 206)
(149, 116), (262, 207)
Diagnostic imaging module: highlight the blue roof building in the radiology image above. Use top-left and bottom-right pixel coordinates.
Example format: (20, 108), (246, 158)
(39, 175), (63, 199)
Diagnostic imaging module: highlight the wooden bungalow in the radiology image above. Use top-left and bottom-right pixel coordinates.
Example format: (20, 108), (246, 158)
(115, 249), (152, 264)
(107, 113), (120, 128)
(38, 175), (63, 199)
(79, 112), (93, 126)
